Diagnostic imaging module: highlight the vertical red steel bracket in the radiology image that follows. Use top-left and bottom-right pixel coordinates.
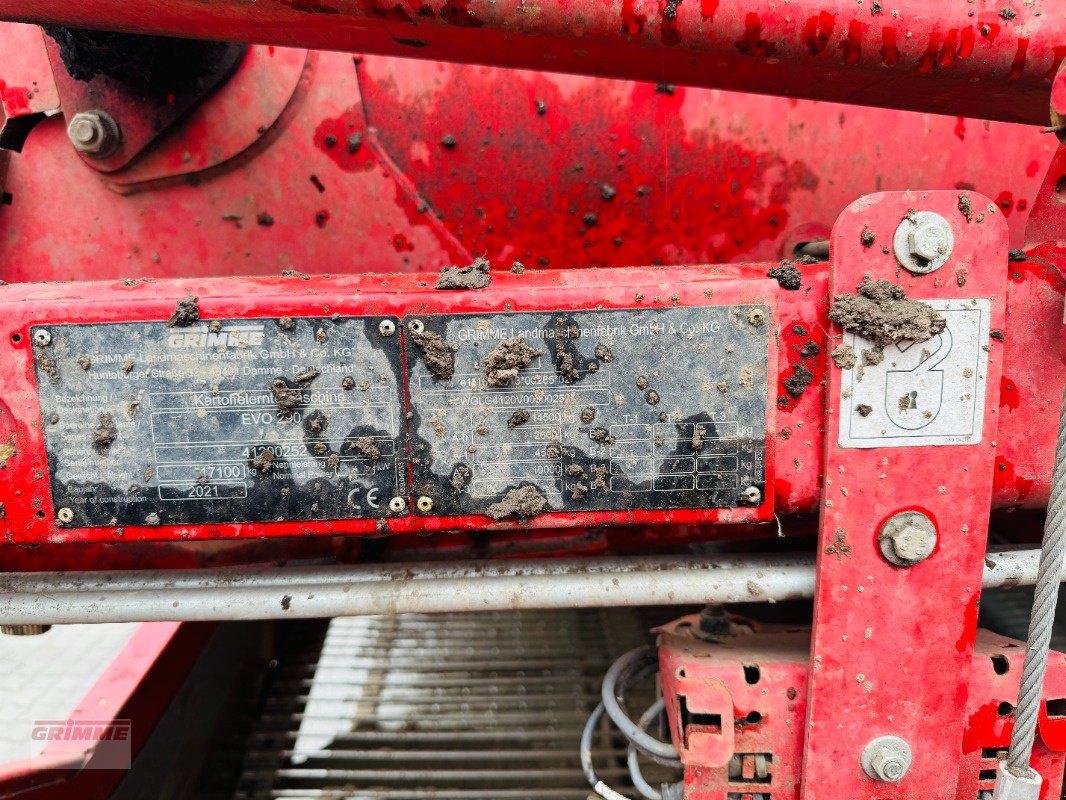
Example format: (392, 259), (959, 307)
(801, 191), (1008, 799)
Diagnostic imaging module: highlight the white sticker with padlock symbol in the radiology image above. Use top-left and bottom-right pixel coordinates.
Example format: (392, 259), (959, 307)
(838, 298), (991, 448)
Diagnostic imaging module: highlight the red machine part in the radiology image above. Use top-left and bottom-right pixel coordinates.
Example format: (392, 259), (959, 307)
(657, 615), (1066, 800)
(0, 268), (776, 543)
(0, 191), (1059, 551)
(1, 1), (1062, 126)
(802, 193), (1007, 798)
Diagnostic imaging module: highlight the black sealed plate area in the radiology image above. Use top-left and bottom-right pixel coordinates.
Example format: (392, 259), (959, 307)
(405, 307), (768, 517)
(33, 317), (407, 527)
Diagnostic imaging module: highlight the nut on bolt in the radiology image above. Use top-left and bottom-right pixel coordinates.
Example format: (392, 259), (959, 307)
(67, 110), (122, 159)
(416, 496), (434, 512)
(408, 319), (425, 335)
(388, 496), (407, 513)
(878, 511), (937, 567)
(56, 507), (74, 524)
(378, 319), (396, 337)
(893, 210), (954, 274)
(861, 736), (912, 783)
(32, 329), (51, 347)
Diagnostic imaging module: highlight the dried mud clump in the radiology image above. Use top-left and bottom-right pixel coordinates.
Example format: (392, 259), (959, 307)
(271, 378), (303, 418)
(92, 413), (117, 453)
(168, 296), (200, 328)
(828, 277), (946, 348)
(435, 256), (492, 290)
(484, 337), (542, 387)
(349, 436), (381, 462)
(767, 261), (802, 290)
(831, 344), (856, 370)
(784, 364), (815, 398)
(486, 485), (548, 520)
(412, 331), (455, 381)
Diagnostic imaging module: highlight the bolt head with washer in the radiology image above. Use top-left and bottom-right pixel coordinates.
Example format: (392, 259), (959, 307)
(32, 329), (52, 347)
(56, 507), (74, 524)
(378, 319), (396, 337)
(416, 496), (434, 512)
(878, 511), (937, 567)
(388, 496), (407, 513)
(893, 210), (954, 274)
(407, 319), (425, 335)
(740, 486), (762, 505)
(67, 110), (122, 159)
(861, 736), (912, 783)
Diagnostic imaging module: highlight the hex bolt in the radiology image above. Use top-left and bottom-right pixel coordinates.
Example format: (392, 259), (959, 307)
(66, 110), (122, 158)
(878, 511), (937, 567)
(388, 496), (407, 513)
(416, 495), (434, 512)
(32, 329), (51, 347)
(908, 223), (950, 262)
(378, 319), (396, 337)
(56, 507), (74, 524)
(741, 486), (762, 505)
(408, 319), (425, 335)
(861, 736), (912, 783)
(893, 211), (954, 274)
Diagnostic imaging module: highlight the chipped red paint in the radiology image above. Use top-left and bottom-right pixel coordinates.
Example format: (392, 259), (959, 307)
(963, 702), (1002, 754)
(954, 116), (966, 141)
(994, 457), (1036, 503)
(0, 79), (30, 115)
(802, 12), (835, 56)
(839, 20), (861, 67)
(956, 592), (980, 654)
(1012, 38), (1030, 81)
(1000, 376), (1020, 410)
(735, 13), (775, 59)
(621, 0), (646, 36)
(359, 72), (817, 269)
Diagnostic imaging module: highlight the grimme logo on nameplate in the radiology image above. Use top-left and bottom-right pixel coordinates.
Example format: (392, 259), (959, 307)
(30, 718), (132, 769)
(167, 322), (266, 349)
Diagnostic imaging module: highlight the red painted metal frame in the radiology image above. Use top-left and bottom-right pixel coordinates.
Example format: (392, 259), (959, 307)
(0, 622), (214, 800)
(801, 191), (1008, 798)
(657, 616), (1066, 799)
(0, 1), (1062, 125)
(0, 267), (776, 544)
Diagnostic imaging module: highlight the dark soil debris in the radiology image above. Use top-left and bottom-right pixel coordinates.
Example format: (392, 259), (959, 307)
(580, 407), (596, 424)
(484, 337), (542, 387)
(252, 449), (275, 474)
(271, 378), (303, 418)
(412, 331), (455, 381)
(784, 364), (815, 398)
(92, 413), (117, 453)
(856, 404), (873, 417)
(768, 261), (802, 290)
(1008, 249), (1027, 262)
(860, 227), (876, 247)
(486, 485), (548, 520)
(349, 437), (381, 462)
(168, 296), (200, 328)
(436, 256), (491, 290)
(958, 193), (974, 222)
(594, 343), (614, 363)
(800, 341), (820, 358)
(77, 357), (92, 370)
(830, 344), (856, 369)
(828, 277), (946, 347)
(507, 410), (530, 429)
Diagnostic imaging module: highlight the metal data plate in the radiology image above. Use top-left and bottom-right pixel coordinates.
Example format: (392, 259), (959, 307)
(405, 307), (769, 516)
(33, 317), (406, 527)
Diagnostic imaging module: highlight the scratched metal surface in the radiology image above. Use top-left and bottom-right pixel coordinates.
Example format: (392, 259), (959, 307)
(33, 317), (406, 527)
(406, 307), (769, 517)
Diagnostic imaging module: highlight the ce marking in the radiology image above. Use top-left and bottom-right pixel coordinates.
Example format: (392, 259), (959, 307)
(346, 487), (381, 510)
